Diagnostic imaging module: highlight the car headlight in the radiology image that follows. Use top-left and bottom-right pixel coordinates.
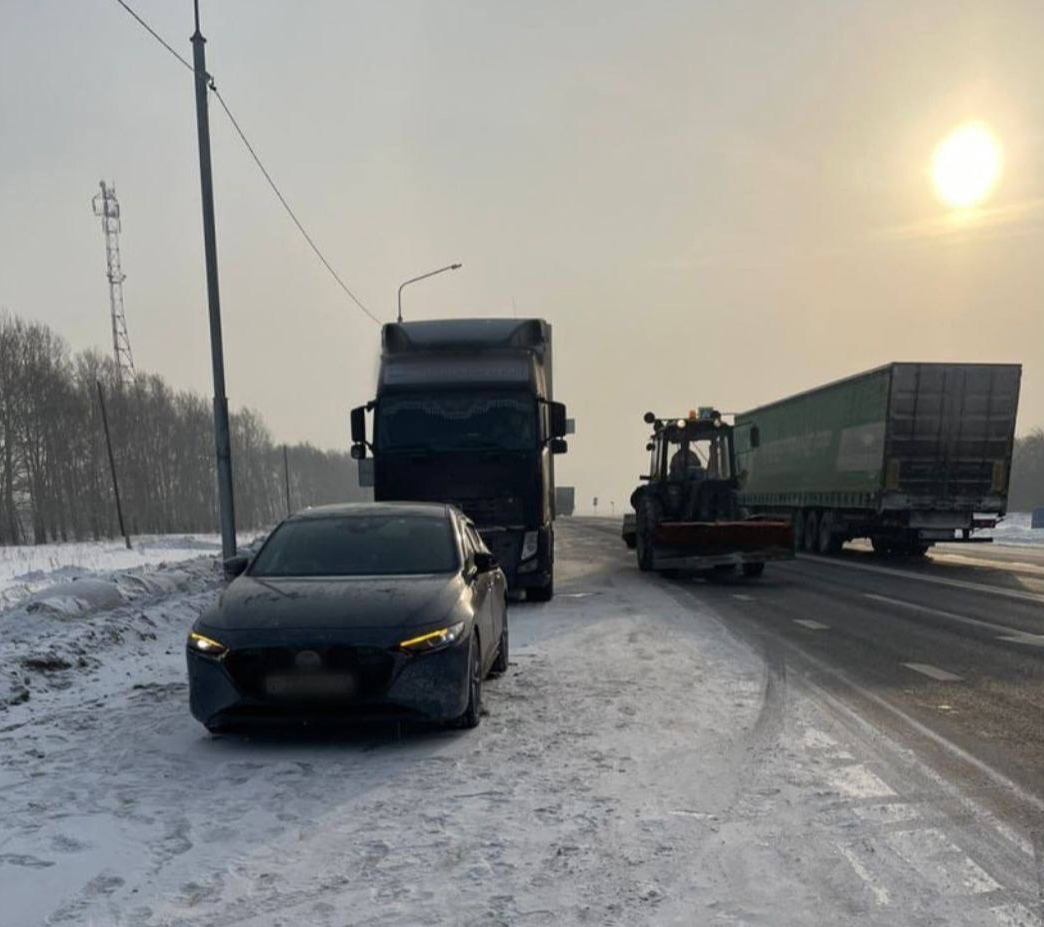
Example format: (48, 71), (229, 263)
(399, 621), (466, 653)
(187, 630), (228, 659)
(521, 531), (539, 561)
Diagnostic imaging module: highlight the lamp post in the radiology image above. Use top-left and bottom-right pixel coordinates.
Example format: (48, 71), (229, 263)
(397, 263), (462, 323)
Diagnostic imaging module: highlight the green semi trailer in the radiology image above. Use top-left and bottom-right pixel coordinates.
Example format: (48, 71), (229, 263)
(734, 362), (1021, 555)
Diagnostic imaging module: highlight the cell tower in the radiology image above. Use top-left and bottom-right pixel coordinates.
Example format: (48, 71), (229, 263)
(91, 181), (135, 384)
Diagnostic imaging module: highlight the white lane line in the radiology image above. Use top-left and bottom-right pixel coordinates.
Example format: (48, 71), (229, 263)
(902, 662), (963, 682)
(836, 843), (891, 906)
(731, 594), (756, 602)
(991, 902), (1044, 927)
(828, 763), (897, 799)
(884, 828), (1002, 895)
(798, 553), (1044, 604)
(865, 592), (1044, 647)
(793, 619), (830, 630)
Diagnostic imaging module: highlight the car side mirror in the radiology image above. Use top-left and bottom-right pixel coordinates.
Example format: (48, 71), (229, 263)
(549, 401), (568, 438)
(473, 551), (497, 573)
(550, 437), (568, 455)
(223, 554), (250, 580)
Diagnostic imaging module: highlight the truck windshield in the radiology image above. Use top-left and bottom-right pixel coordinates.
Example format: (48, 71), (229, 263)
(377, 392), (537, 452)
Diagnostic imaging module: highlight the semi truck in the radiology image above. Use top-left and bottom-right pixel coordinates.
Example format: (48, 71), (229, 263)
(350, 318), (568, 600)
(734, 362), (1021, 555)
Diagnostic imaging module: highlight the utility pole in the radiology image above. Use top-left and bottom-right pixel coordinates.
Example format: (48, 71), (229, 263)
(96, 382), (131, 550)
(191, 0), (236, 560)
(91, 182), (135, 385)
(283, 444), (292, 517)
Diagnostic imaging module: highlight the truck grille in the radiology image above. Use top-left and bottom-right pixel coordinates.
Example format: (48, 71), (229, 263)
(453, 496), (524, 525)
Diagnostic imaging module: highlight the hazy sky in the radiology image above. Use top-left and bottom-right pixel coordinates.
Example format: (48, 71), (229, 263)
(2, 0), (1042, 513)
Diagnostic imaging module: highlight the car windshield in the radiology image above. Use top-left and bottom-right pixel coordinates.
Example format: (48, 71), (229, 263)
(249, 515), (459, 577)
(376, 391), (537, 453)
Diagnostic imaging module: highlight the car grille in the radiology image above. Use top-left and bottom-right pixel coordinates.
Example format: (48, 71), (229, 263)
(224, 645), (395, 701)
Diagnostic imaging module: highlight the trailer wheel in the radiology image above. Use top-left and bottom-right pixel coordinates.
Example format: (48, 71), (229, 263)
(742, 562), (765, 577)
(792, 509), (805, 549)
(803, 510), (819, 553)
(817, 511), (843, 555)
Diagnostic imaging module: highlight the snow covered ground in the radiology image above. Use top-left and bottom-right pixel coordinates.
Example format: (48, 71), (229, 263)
(1, 522), (1041, 925)
(0, 534), (222, 613)
(982, 511), (1044, 546)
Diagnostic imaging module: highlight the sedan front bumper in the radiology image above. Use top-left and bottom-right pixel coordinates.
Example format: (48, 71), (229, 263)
(188, 633), (472, 728)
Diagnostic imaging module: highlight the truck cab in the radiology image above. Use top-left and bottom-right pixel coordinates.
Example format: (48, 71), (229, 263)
(350, 319), (567, 600)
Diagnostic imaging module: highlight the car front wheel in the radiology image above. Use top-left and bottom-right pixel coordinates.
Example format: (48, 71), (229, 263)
(491, 611), (509, 675)
(453, 633), (483, 729)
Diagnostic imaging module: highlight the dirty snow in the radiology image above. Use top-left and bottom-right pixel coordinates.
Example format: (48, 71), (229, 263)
(0, 521), (1040, 926)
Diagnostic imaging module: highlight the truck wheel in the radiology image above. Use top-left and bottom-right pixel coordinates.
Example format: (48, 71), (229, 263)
(624, 536), (637, 550)
(871, 538), (892, 556)
(742, 562), (765, 577)
(528, 571), (554, 602)
(803, 511), (818, 553)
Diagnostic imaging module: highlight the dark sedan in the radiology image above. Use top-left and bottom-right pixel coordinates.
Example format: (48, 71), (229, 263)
(187, 503), (508, 732)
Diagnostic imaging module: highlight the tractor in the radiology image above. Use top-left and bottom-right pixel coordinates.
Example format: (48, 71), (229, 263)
(629, 408), (794, 577)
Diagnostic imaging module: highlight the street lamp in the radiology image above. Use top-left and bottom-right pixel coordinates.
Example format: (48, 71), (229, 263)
(397, 263), (462, 323)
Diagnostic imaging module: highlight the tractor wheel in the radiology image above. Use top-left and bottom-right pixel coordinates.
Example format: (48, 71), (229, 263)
(636, 497), (662, 573)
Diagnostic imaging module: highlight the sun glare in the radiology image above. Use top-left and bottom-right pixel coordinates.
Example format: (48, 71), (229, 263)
(931, 122), (1002, 209)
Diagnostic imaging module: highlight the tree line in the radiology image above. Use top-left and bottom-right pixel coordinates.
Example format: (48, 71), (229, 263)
(1010, 429), (1044, 513)
(0, 311), (366, 546)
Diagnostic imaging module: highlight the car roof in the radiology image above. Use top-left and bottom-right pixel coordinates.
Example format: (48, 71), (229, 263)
(287, 502), (458, 522)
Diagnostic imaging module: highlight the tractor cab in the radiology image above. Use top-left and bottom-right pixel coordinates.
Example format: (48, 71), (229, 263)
(643, 409), (738, 522)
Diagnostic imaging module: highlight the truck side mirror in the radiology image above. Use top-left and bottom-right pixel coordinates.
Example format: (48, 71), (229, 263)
(350, 406), (366, 444)
(350, 444), (366, 460)
(550, 438), (568, 455)
(750, 426), (761, 449)
(550, 402), (568, 438)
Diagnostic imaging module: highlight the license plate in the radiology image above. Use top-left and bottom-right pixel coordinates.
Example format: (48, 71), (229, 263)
(264, 673), (355, 698)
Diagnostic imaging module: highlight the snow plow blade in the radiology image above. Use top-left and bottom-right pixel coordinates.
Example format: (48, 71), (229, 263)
(650, 519), (794, 571)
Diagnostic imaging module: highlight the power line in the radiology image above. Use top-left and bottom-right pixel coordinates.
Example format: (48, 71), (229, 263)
(113, 0), (193, 74)
(211, 89), (381, 324)
(111, 0), (381, 326)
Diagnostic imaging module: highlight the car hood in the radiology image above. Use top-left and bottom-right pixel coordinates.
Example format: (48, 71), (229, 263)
(202, 573), (466, 631)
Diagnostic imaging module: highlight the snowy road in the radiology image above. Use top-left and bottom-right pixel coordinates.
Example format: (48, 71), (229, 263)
(3, 521), (1044, 925)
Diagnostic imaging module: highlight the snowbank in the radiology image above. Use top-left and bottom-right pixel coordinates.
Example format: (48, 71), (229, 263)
(982, 512), (1044, 547)
(0, 534), (222, 612)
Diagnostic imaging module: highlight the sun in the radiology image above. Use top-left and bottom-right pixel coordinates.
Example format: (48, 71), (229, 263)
(931, 122), (1002, 209)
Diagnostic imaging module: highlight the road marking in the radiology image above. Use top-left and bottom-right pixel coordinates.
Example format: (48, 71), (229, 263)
(902, 662), (962, 682)
(865, 593), (1044, 647)
(731, 594), (756, 602)
(798, 553), (1044, 604)
(828, 763), (897, 798)
(793, 619), (830, 630)
(836, 843), (891, 906)
(991, 902), (1044, 927)
(884, 828), (1001, 895)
